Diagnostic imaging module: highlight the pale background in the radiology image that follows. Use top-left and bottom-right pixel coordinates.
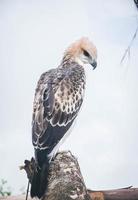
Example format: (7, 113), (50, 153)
(0, 0), (138, 194)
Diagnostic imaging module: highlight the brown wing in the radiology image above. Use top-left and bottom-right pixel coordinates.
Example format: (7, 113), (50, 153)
(32, 66), (85, 149)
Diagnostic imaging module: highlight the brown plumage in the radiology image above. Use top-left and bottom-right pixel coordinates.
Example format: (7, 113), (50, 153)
(31, 37), (97, 198)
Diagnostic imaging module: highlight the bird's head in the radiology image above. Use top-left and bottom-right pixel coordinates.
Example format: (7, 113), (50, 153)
(64, 37), (97, 70)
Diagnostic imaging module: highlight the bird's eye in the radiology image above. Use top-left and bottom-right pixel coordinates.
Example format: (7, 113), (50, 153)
(83, 50), (90, 57)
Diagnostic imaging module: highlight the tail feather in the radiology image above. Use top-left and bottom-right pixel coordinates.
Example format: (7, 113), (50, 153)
(30, 157), (50, 198)
(39, 161), (50, 197)
(30, 167), (41, 198)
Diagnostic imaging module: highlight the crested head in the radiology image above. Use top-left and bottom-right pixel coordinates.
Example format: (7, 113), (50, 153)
(63, 37), (97, 69)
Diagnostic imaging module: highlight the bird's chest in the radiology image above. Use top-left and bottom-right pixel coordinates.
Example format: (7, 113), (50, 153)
(70, 70), (86, 99)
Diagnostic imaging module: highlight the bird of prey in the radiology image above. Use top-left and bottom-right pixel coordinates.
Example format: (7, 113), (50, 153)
(31, 37), (97, 198)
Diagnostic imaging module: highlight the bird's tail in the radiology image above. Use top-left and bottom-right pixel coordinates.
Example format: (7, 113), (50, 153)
(30, 156), (50, 199)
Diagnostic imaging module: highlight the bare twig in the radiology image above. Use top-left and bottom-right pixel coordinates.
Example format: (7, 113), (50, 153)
(134, 0), (138, 9)
(120, 24), (138, 64)
(25, 181), (30, 200)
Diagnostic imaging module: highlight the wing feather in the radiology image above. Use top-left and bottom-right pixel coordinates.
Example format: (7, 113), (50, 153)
(32, 65), (85, 149)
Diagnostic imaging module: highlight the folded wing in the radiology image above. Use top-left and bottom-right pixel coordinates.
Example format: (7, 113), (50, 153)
(32, 66), (84, 151)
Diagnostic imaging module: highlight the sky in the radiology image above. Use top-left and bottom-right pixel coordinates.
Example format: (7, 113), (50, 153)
(0, 0), (138, 195)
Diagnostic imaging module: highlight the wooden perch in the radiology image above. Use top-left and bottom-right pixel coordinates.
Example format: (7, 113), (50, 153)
(1, 151), (138, 200)
(88, 187), (138, 200)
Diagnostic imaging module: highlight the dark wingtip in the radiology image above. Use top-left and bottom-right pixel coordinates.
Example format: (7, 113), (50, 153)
(30, 158), (50, 198)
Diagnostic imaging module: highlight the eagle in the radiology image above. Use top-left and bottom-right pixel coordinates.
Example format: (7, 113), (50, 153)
(31, 37), (97, 198)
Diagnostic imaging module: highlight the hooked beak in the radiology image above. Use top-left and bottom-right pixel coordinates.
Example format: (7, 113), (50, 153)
(91, 60), (97, 70)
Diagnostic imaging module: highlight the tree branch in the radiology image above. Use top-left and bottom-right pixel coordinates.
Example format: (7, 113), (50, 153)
(88, 187), (138, 200)
(120, 25), (138, 64)
(1, 151), (138, 200)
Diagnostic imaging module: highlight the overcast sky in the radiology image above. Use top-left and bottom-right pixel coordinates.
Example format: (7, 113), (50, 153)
(0, 0), (138, 195)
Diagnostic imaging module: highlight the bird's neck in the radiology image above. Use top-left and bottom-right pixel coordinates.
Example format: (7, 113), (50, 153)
(60, 53), (84, 68)
(60, 53), (74, 67)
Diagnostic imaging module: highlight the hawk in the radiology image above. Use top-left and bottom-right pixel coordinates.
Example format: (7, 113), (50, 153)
(31, 37), (97, 198)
